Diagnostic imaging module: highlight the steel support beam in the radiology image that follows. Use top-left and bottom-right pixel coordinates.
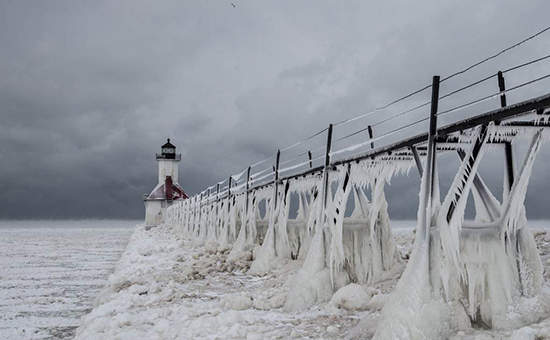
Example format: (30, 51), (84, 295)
(418, 75), (440, 243)
(504, 142), (515, 196)
(318, 124), (334, 226)
(244, 166), (251, 212)
(446, 125), (488, 222)
(410, 145), (424, 177)
(368, 125), (374, 149)
(273, 151), (281, 208)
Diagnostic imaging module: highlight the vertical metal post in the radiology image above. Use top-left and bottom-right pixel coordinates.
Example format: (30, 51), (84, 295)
(368, 125), (374, 149)
(227, 175), (232, 212)
(211, 187), (215, 206)
(498, 71), (507, 108)
(418, 76), (440, 244)
(228, 176), (232, 196)
(208, 188), (213, 227)
(498, 71), (515, 198)
(272, 151), (281, 210)
(215, 183), (220, 235)
(267, 152), (281, 237)
(308, 151), (313, 168)
(244, 166), (251, 212)
(428, 76), (440, 200)
(198, 191), (204, 222)
(320, 124), (334, 221)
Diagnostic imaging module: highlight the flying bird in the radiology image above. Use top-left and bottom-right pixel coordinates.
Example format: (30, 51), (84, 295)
(231, 2), (236, 8)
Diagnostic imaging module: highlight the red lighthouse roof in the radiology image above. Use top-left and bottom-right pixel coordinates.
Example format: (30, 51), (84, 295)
(147, 181), (188, 200)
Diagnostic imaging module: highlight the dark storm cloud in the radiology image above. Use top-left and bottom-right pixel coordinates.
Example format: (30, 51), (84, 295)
(1, 0), (550, 219)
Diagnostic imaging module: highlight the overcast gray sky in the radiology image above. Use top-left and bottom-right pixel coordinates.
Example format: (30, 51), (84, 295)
(1, 0), (550, 220)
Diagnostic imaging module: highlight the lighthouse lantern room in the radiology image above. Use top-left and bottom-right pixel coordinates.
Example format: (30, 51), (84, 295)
(144, 139), (188, 226)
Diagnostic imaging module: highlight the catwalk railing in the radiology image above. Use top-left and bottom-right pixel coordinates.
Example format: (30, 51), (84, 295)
(166, 27), (550, 337)
(183, 51), (550, 212)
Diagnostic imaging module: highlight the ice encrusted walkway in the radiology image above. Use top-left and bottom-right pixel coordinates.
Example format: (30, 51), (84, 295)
(0, 221), (134, 340)
(75, 224), (414, 340)
(76, 223), (550, 340)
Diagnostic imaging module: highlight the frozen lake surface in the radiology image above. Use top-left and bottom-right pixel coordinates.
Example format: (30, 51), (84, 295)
(0, 220), (136, 340)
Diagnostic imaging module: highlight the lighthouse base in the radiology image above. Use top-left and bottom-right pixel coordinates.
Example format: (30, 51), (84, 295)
(144, 200), (166, 226)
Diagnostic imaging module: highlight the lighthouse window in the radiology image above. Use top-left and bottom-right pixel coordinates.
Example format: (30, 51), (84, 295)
(162, 148), (174, 154)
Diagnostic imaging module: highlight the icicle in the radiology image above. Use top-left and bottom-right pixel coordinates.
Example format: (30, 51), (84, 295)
(438, 125), (489, 274)
(501, 130), (543, 237)
(328, 166), (353, 289)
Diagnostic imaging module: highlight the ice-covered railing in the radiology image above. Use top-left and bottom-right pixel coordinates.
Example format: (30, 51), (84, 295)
(166, 48), (550, 254)
(368, 30), (550, 338)
(329, 57), (550, 164)
(165, 26), (550, 327)
(175, 50), (550, 217)
(166, 34), (550, 241)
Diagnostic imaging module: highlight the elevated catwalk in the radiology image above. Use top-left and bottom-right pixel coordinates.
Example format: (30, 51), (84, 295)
(167, 52), (550, 338)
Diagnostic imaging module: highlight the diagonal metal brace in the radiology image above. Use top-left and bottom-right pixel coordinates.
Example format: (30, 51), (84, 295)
(457, 149), (500, 221)
(446, 124), (489, 222)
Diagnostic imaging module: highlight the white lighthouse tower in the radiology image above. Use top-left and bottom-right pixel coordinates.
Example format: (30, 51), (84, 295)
(144, 139), (188, 226)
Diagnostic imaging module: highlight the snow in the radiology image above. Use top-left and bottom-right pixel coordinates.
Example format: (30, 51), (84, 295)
(326, 325), (340, 335)
(330, 283), (371, 311)
(367, 293), (390, 311)
(508, 327), (536, 340)
(0, 220), (133, 340)
(75, 223), (393, 340)
(204, 240), (220, 254)
(67, 220), (550, 340)
(223, 294), (254, 310)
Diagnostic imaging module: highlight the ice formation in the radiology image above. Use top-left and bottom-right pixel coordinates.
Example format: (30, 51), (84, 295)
(374, 128), (550, 340)
(283, 161), (409, 311)
(330, 283), (371, 310)
(166, 158), (408, 312)
(249, 177), (316, 274)
(164, 119), (550, 338)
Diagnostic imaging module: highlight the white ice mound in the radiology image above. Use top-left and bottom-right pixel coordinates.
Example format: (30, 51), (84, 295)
(283, 231), (339, 312)
(330, 283), (371, 311)
(367, 293), (390, 311)
(205, 240), (220, 254)
(508, 327), (536, 340)
(223, 294), (253, 311)
(284, 166), (403, 312)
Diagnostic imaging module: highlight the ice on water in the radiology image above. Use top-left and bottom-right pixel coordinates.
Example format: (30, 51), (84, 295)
(0, 220), (133, 340)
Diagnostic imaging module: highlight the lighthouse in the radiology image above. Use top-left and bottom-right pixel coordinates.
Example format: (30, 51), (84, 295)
(144, 139), (188, 226)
